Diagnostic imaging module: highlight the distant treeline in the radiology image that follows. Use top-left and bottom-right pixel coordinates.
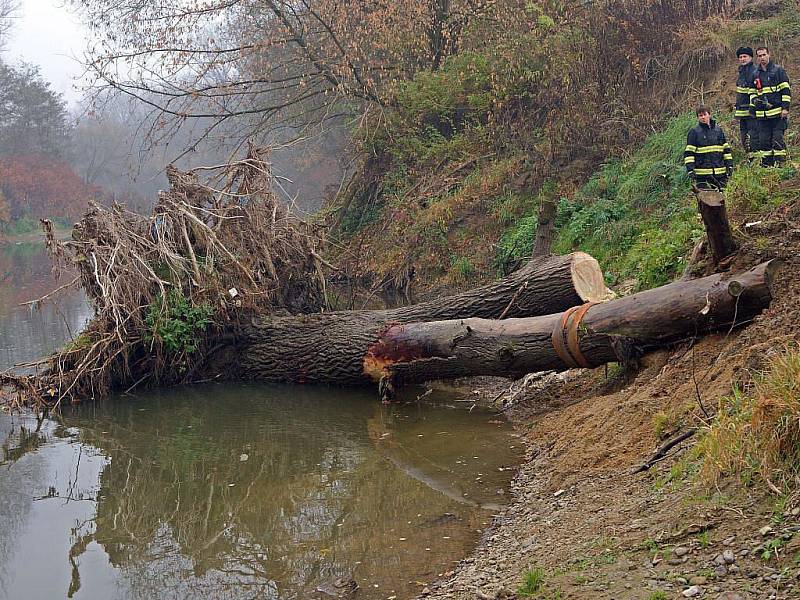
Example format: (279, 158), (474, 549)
(0, 61), (151, 234)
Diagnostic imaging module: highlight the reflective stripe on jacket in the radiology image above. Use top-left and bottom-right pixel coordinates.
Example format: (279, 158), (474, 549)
(735, 62), (757, 118)
(751, 61), (791, 119)
(684, 120), (733, 176)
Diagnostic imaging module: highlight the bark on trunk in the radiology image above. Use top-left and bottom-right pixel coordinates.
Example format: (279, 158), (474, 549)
(532, 197), (557, 257)
(696, 189), (738, 263)
(366, 261), (777, 387)
(213, 253), (609, 384)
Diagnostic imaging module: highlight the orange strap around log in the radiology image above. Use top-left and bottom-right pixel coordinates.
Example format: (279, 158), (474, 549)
(550, 303), (595, 369)
(551, 306), (581, 368)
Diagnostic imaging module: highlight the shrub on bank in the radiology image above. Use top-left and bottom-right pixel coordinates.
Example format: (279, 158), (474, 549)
(700, 346), (800, 491)
(498, 113), (703, 290)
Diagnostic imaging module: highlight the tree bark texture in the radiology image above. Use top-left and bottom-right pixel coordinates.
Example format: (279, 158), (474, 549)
(696, 189), (738, 263)
(532, 197), (557, 257)
(365, 261), (778, 386)
(215, 253), (609, 384)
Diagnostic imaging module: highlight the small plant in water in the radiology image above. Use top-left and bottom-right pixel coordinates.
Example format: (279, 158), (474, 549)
(518, 567), (545, 597)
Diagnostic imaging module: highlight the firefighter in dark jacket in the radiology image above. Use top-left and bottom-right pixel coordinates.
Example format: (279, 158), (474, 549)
(685, 106), (733, 190)
(735, 46), (758, 160)
(750, 46), (791, 166)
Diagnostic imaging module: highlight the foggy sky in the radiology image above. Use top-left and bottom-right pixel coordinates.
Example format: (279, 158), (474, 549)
(6, 0), (87, 104)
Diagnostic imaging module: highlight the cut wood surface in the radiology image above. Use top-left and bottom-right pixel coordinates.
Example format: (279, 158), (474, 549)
(365, 261), (778, 387)
(221, 252), (610, 385)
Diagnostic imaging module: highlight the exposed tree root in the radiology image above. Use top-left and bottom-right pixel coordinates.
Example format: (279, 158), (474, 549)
(1, 145), (328, 414)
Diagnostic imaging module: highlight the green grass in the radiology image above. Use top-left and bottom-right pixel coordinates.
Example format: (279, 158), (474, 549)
(495, 214), (538, 270)
(553, 113), (702, 289)
(647, 592), (669, 600)
(652, 412), (671, 439)
(700, 345), (800, 492)
(697, 530), (711, 549)
(449, 255), (477, 282)
(518, 567), (546, 597)
(643, 538), (660, 555)
(596, 549), (617, 565)
(654, 454), (700, 491)
(723, 0), (800, 46)
(771, 495), (790, 525)
(498, 112), (705, 291)
(500, 102), (797, 291)
(725, 162), (797, 214)
(494, 181), (557, 270)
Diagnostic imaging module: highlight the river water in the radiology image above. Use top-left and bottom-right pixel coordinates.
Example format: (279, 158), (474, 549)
(0, 239), (523, 600)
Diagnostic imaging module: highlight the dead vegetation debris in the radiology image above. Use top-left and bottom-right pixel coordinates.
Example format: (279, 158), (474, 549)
(1, 145), (329, 414)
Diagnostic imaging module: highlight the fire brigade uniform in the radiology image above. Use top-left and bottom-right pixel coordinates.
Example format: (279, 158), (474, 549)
(684, 119), (734, 190)
(750, 61), (791, 166)
(735, 60), (758, 159)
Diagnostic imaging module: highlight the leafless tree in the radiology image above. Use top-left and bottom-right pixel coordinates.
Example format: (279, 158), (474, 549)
(0, 0), (19, 52)
(71, 0), (497, 149)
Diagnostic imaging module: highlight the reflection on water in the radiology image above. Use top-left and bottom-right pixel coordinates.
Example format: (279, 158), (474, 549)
(0, 240), (92, 370)
(0, 238), (524, 600)
(0, 388), (522, 600)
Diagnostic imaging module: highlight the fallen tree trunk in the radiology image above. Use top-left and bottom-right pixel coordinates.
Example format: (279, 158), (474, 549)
(387, 250), (609, 321)
(218, 252), (610, 385)
(363, 261), (777, 388)
(1, 251), (608, 410)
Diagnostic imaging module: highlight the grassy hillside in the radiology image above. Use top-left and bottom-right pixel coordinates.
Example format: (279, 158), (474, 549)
(329, 0), (800, 296)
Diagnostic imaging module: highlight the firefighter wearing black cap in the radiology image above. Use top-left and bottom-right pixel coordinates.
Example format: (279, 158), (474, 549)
(735, 46), (758, 160)
(685, 105), (733, 190)
(750, 46), (791, 166)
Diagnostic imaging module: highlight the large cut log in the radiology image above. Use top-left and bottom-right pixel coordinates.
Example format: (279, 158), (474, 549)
(218, 253), (609, 384)
(364, 261), (777, 387)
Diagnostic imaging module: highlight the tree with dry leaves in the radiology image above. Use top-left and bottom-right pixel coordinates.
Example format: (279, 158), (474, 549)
(72, 0), (499, 147)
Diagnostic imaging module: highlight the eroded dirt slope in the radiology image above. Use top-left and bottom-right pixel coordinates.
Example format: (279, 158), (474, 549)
(421, 201), (800, 599)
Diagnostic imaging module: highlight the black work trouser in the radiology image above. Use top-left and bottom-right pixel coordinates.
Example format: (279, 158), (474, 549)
(754, 117), (788, 166)
(739, 118), (757, 160)
(696, 175), (728, 190)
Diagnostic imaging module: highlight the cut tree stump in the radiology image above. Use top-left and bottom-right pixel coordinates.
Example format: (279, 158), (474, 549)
(213, 253), (611, 385)
(364, 261), (777, 388)
(695, 188), (738, 264)
(532, 197), (557, 257)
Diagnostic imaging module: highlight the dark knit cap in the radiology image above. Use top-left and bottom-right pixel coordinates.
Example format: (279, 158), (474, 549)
(736, 46), (753, 57)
